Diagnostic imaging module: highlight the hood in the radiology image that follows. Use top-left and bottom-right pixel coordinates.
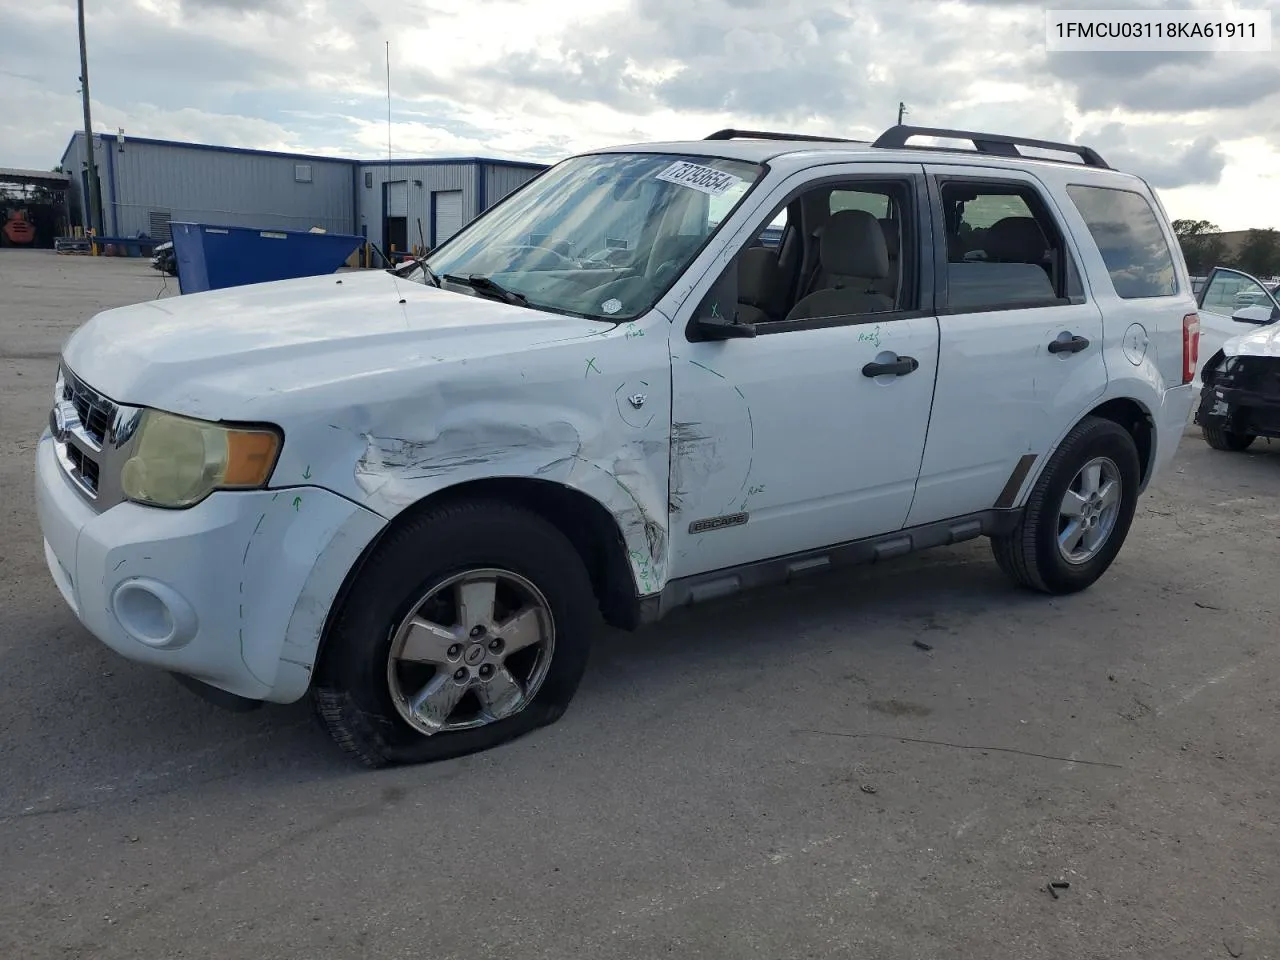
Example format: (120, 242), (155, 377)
(61, 269), (611, 417)
(1223, 321), (1280, 359)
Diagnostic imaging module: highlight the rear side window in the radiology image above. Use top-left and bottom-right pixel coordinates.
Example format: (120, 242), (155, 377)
(1065, 184), (1178, 299)
(937, 179), (1080, 312)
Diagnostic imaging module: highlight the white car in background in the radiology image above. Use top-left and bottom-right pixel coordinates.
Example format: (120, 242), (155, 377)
(1193, 266), (1280, 389)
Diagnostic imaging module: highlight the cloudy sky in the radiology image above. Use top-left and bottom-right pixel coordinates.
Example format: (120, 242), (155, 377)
(3, 0), (1278, 230)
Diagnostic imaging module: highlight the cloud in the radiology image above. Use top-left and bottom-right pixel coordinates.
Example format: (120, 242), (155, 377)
(0, 0), (1277, 231)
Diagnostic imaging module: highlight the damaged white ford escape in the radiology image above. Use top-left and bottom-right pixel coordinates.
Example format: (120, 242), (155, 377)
(36, 125), (1199, 767)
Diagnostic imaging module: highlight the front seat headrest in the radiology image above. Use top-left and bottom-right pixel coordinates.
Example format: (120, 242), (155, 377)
(820, 209), (889, 280)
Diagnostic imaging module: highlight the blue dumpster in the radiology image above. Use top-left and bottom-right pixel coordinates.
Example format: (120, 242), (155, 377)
(169, 222), (365, 294)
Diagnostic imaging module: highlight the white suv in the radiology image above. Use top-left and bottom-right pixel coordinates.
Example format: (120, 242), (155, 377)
(35, 125), (1199, 767)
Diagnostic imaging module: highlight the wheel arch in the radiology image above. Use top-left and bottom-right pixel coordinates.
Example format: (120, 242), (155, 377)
(312, 477), (642, 672)
(1012, 394), (1158, 509)
(1084, 397), (1155, 488)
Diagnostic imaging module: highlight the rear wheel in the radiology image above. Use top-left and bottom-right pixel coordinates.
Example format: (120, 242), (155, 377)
(313, 499), (597, 767)
(1201, 423), (1255, 452)
(991, 416), (1141, 595)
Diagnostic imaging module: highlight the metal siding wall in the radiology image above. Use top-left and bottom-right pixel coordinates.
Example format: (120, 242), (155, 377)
(483, 164), (545, 211)
(108, 140), (354, 237)
(63, 134), (87, 226)
(356, 163), (471, 252)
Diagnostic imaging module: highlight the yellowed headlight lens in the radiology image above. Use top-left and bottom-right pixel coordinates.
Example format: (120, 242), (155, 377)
(121, 411), (281, 508)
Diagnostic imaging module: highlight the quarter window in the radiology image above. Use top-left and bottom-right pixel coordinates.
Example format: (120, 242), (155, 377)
(938, 180), (1079, 312)
(1066, 184), (1178, 299)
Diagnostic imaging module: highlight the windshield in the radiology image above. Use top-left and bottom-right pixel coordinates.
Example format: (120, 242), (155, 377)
(412, 152), (765, 321)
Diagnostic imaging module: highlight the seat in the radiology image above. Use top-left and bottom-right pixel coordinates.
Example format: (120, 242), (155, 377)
(736, 247), (786, 324)
(785, 209), (894, 321)
(983, 216), (1049, 264)
(648, 234), (703, 281)
(872, 217), (900, 299)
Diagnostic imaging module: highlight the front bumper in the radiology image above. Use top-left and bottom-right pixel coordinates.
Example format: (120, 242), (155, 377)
(1194, 355), (1280, 439)
(34, 431), (385, 703)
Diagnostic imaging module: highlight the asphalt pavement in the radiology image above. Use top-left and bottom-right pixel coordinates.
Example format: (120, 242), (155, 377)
(1, 250), (1277, 959)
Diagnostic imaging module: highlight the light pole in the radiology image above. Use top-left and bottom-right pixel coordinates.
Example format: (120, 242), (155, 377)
(77, 0), (102, 238)
(897, 101), (908, 126)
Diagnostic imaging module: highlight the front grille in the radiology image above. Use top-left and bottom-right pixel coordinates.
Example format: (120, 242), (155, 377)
(51, 365), (132, 507)
(1217, 354), (1280, 396)
(62, 370), (116, 448)
(63, 444), (100, 493)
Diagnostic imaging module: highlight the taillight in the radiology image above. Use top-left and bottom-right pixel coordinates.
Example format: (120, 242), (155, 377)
(1182, 312), (1200, 384)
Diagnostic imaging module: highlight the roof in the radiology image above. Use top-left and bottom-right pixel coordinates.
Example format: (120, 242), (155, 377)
(58, 132), (549, 172)
(586, 125), (1120, 175)
(0, 167), (72, 188)
(589, 138), (870, 165)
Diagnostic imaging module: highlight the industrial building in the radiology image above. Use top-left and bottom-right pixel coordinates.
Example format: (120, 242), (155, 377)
(59, 131), (549, 256)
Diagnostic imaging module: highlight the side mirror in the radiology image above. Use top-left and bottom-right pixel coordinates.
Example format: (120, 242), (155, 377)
(1231, 304), (1277, 325)
(688, 258), (757, 341)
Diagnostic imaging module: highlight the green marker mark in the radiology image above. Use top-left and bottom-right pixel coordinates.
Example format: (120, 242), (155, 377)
(302, 465), (312, 479)
(292, 496), (302, 511)
(585, 357), (601, 377)
(857, 324), (883, 348)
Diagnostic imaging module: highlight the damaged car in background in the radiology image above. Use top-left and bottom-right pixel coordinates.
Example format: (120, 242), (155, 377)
(1193, 265), (1280, 388)
(1194, 264), (1280, 451)
(1195, 315), (1280, 453)
(35, 124), (1199, 768)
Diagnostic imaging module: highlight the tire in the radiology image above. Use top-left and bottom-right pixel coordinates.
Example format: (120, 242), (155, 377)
(991, 416), (1141, 595)
(1201, 423), (1255, 452)
(312, 498), (597, 767)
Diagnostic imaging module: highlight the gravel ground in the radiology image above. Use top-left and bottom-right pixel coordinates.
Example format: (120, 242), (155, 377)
(1, 249), (1277, 960)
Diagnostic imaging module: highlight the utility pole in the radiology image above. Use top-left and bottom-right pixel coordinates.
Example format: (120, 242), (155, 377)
(897, 101), (907, 126)
(77, 0), (102, 238)
(385, 40), (392, 162)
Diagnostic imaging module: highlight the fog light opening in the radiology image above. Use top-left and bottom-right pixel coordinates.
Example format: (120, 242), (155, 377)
(113, 582), (177, 647)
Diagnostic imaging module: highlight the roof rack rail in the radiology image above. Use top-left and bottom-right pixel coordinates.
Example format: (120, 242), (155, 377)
(870, 124), (1110, 169)
(705, 128), (857, 143)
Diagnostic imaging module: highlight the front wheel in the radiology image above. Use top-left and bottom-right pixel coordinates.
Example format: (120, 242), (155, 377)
(313, 499), (597, 767)
(991, 416), (1141, 595)
(1201, 423), (1255, 452)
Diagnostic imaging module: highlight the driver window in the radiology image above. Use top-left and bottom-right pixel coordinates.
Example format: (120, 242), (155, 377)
(732, 179), (913, 327)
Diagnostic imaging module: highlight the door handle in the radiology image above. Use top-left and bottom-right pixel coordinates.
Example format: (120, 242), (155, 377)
(861, 355), (919, 377)
(1047, 334), (1090, 354)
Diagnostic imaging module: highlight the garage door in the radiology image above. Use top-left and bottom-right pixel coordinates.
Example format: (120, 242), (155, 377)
(386, 181), (408, 218)
(434, 191), (464, 245)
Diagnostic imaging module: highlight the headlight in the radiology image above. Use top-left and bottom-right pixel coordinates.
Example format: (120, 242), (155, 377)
(120, 410), (282, 508)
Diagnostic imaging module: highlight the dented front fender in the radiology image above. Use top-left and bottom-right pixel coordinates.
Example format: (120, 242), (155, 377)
(266, 312), (675, 597)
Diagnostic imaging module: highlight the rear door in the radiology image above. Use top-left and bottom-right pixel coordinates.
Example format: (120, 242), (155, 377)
(905, 165), (1106, 528)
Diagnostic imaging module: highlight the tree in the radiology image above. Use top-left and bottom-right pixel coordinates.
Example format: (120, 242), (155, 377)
(1171, 218), (1226, 275)
(1234, 228), (1280, 280)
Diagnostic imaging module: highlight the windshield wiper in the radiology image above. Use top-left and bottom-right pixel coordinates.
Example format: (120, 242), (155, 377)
(443, 273), (529, 307)
(396, 255), (441, 287)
